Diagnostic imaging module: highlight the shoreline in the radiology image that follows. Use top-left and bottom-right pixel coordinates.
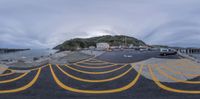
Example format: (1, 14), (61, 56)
(0, 50), (102, 73)
(0, 48), (30, 53)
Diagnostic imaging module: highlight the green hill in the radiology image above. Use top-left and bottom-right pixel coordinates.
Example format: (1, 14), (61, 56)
(54, 35), (146, 51)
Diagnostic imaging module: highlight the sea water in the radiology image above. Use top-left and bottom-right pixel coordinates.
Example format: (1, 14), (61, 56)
(0, 49), (57, 61)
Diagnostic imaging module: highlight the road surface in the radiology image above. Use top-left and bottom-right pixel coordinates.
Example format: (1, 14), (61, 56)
(96, 50), (180, 63)
(0, 50), (200, 99)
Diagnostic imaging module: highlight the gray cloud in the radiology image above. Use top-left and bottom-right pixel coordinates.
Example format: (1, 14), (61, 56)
(0, 0), (200, 48)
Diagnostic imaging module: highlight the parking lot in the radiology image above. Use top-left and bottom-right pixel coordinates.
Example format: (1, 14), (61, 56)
(0, 51), (200, 99)
(96, 50), (180, 63)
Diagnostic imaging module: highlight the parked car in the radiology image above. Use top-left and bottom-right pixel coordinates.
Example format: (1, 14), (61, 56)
(139, 48), (148, 52)
(160, 48), (177, 56)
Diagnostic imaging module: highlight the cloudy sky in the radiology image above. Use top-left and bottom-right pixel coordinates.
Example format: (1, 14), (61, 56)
(0, 0), (200, 48)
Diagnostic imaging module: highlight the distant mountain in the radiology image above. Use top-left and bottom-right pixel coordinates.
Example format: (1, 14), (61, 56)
(54, 35), (146, 51)
(151, 45), (169, 48)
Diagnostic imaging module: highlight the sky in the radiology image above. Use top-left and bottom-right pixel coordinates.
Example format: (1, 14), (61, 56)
(0, 0), (200, 48)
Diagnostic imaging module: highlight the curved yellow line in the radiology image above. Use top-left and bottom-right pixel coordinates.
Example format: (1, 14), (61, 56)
(0, 72), (14, 77)
(64, 64), (128, 75)
(50, 64), (142, 94)
(0, 73), (28, 84)
(5, 65), (47, 72)
(73, 63), (118, 69)
(148, 65), (200, 94)
(77, 57), (95, 63)
(83, 60), (107, 63)
(78, 58), (108, 63)
(78, 60), (110, 64)
(92, 59), (113, 64)
(160, 64), (200, 77)
(0, 68), (41, 94)
(172, 65), (200, 70)
(56, 64), (133, 83)
(77, 62), (113, 66)
(27, 65), (47, 71)
(156, 66), (200, 84)
(78, 58), (113, 64)
(166, 60), (200, 69)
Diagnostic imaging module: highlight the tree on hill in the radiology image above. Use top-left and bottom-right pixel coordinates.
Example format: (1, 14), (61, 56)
(54, 35), (146, 51)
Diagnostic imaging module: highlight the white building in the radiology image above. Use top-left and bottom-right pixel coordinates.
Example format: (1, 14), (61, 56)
(96, 43), (110, 50)
(89, 46), (96, 50)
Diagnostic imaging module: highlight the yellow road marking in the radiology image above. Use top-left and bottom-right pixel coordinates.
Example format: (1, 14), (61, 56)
(0, 72), (14, 77)
(156, 66), (200, 84)
(77, 62), (113, 65)
(0, 73), (28, 84)
(82, 60), (107, 63)
(76, 57), (95, 63)
(0, 68), (41, 94)
(64, 64), (128, 75)
(0, 65), (47, 72)
(56, 64), (133, 83)
(166, 60), (200, 69)
(77, 58), (113, 64)
(148, 65), (200, 94)
(165, 65), (200, 71)
(0, 67), (6, 71)
(165, 60), (182, 65)
(0, 67), (14, 72)
(73, 63), (118, 69)
(78, 60), (110, 64)
(91, 59), (114, 64)
(14, 65), (47, 71)
(26, 65), (47, 71)
(50, 64), (142, 94)
(89, 58), (107, 62)
(160, 64), (200, 77)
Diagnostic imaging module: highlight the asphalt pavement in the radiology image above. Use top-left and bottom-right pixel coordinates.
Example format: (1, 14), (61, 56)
(96, 50), (180, 63)
(0, 50), (200, 99)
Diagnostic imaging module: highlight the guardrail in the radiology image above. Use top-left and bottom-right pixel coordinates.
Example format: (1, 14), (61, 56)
(177, 51), (200, 63)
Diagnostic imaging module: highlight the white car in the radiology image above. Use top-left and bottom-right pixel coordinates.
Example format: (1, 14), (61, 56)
(160, 48), (177, 56)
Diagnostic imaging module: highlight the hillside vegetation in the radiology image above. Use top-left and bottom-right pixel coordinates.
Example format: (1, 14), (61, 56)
(54, 35), (146, 51)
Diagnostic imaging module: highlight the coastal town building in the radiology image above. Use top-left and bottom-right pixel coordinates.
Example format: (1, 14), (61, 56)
(89, 46), (95, 50)
(96, 43), (110, 50)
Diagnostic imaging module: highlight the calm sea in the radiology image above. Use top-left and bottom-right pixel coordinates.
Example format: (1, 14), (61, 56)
(190, 54), (200, 60)
(0, 49), (57, 61)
